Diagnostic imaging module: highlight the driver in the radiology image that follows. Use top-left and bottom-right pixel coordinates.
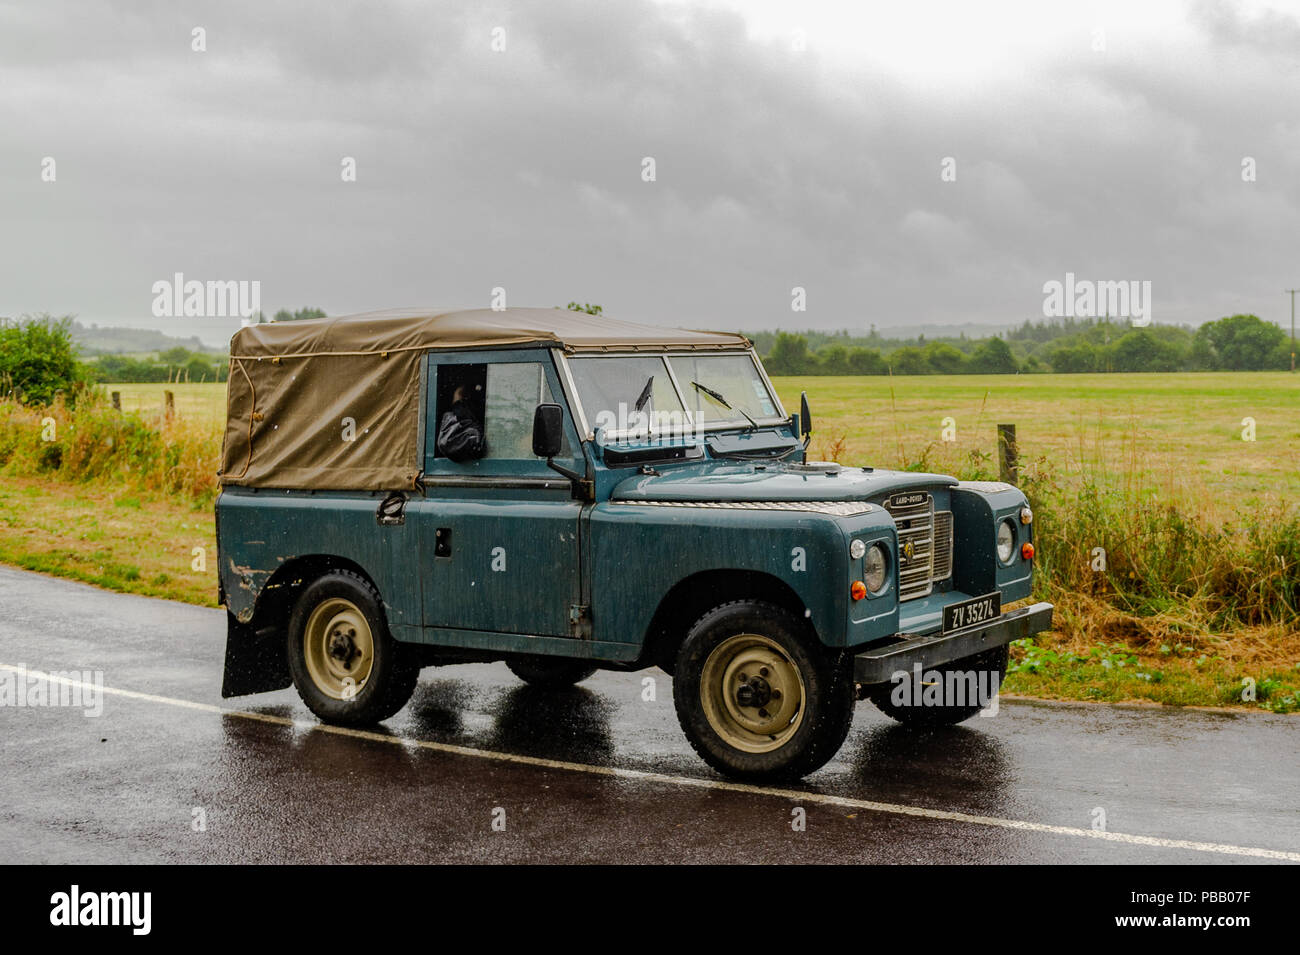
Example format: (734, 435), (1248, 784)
(437, 384), (486, 461)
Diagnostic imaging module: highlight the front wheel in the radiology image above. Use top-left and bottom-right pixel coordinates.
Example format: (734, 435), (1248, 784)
(287, 570), (419, 726)
(673, 600), (855, 781)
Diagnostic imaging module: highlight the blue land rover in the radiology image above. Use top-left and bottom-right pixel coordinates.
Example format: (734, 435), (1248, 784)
(217, 308), (1051, 780)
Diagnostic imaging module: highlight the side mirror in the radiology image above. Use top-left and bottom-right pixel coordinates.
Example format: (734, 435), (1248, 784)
(799, 391), (812, 442)
(532, 402), (589, 498)
(532, 403), (564, 458)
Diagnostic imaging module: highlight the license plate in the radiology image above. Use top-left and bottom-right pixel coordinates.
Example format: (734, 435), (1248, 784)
(943, 592), (1001, 633)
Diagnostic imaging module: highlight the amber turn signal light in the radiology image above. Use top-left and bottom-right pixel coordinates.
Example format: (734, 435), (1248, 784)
(1021, 542), (1035, 560)
(851, 581), (868, 601)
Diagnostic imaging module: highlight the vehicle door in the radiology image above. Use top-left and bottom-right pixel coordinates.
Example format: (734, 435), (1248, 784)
(416, 348), (585, 637)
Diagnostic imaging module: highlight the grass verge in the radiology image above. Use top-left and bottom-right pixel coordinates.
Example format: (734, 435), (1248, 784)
(0, 476), (217, 606)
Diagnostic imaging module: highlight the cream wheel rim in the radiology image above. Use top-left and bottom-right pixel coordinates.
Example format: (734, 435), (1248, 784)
(700, 632), (806, 753)
(303, 598), (375, 700)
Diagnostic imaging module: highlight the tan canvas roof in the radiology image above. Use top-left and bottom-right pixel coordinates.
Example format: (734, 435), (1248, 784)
(229, 307), (750, 358)
(221, 308), (750, 490)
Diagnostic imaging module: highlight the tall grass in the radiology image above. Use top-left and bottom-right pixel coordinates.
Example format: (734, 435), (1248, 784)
(0, 393), (219, 503)
(826, 414), (1299, 662)
(1011, 415), (1297, 647)
(1022, 464), (1299, 632)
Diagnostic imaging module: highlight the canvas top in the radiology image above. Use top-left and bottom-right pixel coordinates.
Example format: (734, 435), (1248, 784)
(221, 308), (751, 490)
(228, 307), (751, 357)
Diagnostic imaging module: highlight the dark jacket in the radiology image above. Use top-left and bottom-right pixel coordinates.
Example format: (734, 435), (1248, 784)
(437, 400), (485, 462)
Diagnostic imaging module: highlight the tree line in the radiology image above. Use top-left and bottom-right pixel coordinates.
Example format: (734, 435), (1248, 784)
(92, 347), (229, 383)
(757, 314), (1292, 375)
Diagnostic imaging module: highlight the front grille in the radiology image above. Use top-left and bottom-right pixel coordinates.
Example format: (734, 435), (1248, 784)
(885, 493), (935, 600)
(884, 493), (954, 600)
(933, 510), (953, 580)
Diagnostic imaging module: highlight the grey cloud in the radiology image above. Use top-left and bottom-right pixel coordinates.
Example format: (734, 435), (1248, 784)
(1, 0), (1297, 345)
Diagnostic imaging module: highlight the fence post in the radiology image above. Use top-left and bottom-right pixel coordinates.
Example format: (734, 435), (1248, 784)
(164, 390), (175, 422)
(110, 391), (121, 411)
(998, 423), (1018, 485)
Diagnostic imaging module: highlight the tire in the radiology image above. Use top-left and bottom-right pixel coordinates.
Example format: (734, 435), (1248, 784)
(673, 600), (855, 781)
(867, 644), (1008, 727)
(287, 570), (419, 726)
(505, 655), (599, 688)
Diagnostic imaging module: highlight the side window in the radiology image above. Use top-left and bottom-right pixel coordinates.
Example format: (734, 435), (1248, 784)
(482, 362), (566, 460)
(432, 360), (569, 463)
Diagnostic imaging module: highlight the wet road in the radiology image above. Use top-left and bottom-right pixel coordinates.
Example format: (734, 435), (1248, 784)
(1, 565), (1297, 864)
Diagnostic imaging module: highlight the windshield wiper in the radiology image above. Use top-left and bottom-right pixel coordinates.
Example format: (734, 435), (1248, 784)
(632, 375), (656, 437)
(690, 380), (758, 431)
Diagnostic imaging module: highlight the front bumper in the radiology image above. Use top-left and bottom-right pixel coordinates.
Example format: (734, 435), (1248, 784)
(853, 601), (1053, 684)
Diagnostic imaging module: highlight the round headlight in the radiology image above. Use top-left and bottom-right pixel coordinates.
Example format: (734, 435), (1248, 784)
(849, 538), (866, 560)
(997, 519), (1016, 563)
(864, 543), (888, 593)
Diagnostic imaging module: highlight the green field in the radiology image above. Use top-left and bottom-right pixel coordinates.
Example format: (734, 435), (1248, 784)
(97, 382), (227, 426)
(771, 372), (1299, 514)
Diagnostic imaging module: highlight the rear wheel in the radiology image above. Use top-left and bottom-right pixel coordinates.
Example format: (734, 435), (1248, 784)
(505, 656), (598, 688)
(867, 644), (1008, 727)
(287, 571), (418, 726)
(673, 600), (854, 781)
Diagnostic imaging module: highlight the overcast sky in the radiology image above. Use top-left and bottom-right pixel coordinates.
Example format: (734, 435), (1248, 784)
(2, 0), (1299, 346)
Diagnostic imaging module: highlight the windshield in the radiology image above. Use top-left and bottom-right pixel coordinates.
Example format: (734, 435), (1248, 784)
(566, 352), (781, 436)
(566, 356), (687, 435)
(673, 354), (779, 425)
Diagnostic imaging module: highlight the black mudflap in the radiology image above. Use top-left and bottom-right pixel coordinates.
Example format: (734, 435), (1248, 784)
(221, 613), (292, 698)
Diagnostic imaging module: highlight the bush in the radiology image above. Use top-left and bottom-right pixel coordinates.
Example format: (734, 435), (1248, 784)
(887, 346), (930, 375)
(817, 344), (853, 375)
(0, 315), (91, 405)
(923, 342), (968, 374)
(1269, 338), (1295, 371)
(1193, 314), (1285, 370)
(181, 355), (221, 382)
(847, 347), (888, 375)
(90, 356), (170, 383)
(1108, 329), (1184, 372)
(765, 332), (817, 375)
(969, 337), (1019, 374)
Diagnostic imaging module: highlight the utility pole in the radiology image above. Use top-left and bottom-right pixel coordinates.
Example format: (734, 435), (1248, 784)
(1287, 290), (1298, 372)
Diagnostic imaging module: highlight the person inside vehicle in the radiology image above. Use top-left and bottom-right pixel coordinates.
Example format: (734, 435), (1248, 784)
(437, 383), (486, 461)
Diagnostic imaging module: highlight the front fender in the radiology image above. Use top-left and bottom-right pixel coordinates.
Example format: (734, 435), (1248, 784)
(589, 501), (898, 648)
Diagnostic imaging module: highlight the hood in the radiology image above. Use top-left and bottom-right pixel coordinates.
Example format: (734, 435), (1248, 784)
(610, 460), (958, 503)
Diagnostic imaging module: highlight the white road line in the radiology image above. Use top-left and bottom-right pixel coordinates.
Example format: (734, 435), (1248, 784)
(5, 663), (1298, 862)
